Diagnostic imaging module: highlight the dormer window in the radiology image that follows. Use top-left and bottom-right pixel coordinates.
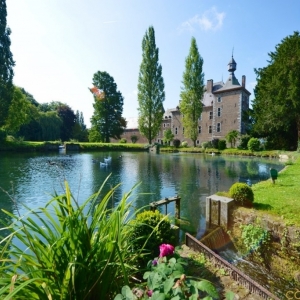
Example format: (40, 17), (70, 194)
(217, 97), (222, 103)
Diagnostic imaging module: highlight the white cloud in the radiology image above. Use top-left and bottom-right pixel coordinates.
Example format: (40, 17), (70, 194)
(178, 7), (225, 33)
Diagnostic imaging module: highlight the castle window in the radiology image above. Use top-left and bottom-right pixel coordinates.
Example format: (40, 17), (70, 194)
(183, 127), (184, 134)
(209, 126), (212, 133)
(175, 127), (178, 134)
(217, 107), (221, 117)
(198, 114), (202, 121)
(196, 140), (200, 145)
(209, 111), (213, 119)
(163, 123), (166, 127)
(198, 126), (202, 134)
(217, 123), (221, 132)
(217, 97), (222, 103)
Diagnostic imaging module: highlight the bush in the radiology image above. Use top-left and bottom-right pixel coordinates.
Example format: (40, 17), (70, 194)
(202, 141), (212, 149)
(247, 137), (260, 152)
(238, 134), (251, 150)
(119, 138), (127, 143)
(130, 210), (175, 264)
(229, 182), (254, 207)
(181, 141), (188, 147)
(173, 139), (180, 148)
(130, 135), (138, 143)
(211, 138), (219, 149)
(218, 139), (227, 150)
(0, 128), (6, 143)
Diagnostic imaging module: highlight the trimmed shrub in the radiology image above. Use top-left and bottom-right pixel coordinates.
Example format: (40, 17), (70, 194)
(131, 135), (138, 143)
(173, 139), (180, 148)
(181, 141), (188, 147)
(218, 139), (227, 150)
(229, 182), (254, 207)
(130, 210), (175, 264)
(119, 138), (127, 143)
(202, 141), (212, 149)
(211, 138), (219, 149)
(238, 134), (251, 150)
(247, 137), (260, 152)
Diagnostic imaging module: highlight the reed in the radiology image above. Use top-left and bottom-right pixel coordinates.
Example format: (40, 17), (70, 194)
(0, 176), (145, 299)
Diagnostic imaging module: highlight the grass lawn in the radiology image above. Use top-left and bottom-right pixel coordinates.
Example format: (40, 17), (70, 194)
(252, 155), (300, 226)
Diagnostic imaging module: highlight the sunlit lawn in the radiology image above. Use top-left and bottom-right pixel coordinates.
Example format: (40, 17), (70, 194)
(252, 156), (300, 226)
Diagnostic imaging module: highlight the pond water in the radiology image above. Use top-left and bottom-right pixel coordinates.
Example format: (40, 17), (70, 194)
(0, 150), (286, 295)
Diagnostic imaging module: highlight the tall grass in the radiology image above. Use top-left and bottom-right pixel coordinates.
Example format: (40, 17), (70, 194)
(0, 177), (144, 299)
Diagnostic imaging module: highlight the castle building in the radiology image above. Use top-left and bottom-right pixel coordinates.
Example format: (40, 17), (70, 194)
(113, 56), (251, 145)
(156, 56), (251, 146)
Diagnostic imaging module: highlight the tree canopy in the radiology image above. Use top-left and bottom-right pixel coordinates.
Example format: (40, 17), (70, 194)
(179, 37), (204, 147)
(90, 71), (125, 142)
(251, 31), (300, 150)
(137, 26), (165, 144)
(0, 0), (15, 127)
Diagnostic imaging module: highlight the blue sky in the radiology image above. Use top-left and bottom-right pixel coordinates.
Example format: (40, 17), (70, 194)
(6, 0), (300, 128)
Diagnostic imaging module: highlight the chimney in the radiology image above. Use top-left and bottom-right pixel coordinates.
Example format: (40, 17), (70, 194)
(242, 75), (246, 88)
(207, 79), (213, 93)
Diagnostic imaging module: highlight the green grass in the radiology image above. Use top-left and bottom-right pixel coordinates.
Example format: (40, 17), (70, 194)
(251, 156), (300, 226)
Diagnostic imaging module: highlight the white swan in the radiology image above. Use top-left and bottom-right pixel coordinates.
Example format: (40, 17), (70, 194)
(100, 162), (108, 167)
(104, 157), (112, 163)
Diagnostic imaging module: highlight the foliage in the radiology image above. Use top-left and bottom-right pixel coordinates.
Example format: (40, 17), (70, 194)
(0, 178), (147, 299)
(57, 104), (77, 142)
(229, 182), (254, 206)
(0, 0), (15, 127)
(72, 110), (88, 142)
(211, 138), (219, 149)
(240, 224), (270, 254)
(250, 31), (300, 150)
(114, 245), (219, 300)
(179, 37), (205, 147)
(238, 134), (251, 150)
(181, 141), (188, 147)
(247, 137), (260, 152)
(218, 139), (226, 150)
(131, 135), (138, 143)
(137, 26), (165, 144)
(163, 128), (174, 145)
(225, 130), (239, 148)
(201, 141), (212, 149)
(91, 71), (125, 142)
(130, 210), (175, 265)
(0, 127), (6, 142)
(120, 138), (127, 143)
(173, 139), (180, 148)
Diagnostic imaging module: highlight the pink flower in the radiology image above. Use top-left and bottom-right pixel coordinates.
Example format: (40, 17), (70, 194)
(159, 244), (174, 257)
(147, 290), (153, 297)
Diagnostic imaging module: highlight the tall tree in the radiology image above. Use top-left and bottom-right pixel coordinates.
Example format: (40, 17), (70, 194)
(57, 104), (76, 141)
(90, 71), (125, 142)
(179, 37), (204, 147)
(0, 0), (15, 127)
(72, 110), (88, 142)
(251, 31), (300, 150)
(137, 26), (165, 144)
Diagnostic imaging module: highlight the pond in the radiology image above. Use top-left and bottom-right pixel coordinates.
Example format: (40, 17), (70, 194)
(0, 151), (284, 236)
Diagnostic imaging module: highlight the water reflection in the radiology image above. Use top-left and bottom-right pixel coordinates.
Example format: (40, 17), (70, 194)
(0, 151), (284, 235)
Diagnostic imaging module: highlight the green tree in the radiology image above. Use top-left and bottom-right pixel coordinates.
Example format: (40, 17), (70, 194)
(0, 0), (15, 127)
(90, 71), (125, 143)
(225, 130), (239, 148)
(38, 111), (62, 141)
(179, 37), (204, 147)
(5, 87), (37, 134)
(57, 104), (76, 142)
(251, 31), (300, 150)
(163, 128), (174, 145)
(72, 110), (88, 142)
(137, 26), (165, 144)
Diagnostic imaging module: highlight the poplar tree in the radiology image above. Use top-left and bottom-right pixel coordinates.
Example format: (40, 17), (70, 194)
(90, 71), (125, 142)
(138, 26), (165, 144)
(0, 0), (15, 127)
(180, 37), (204, 147)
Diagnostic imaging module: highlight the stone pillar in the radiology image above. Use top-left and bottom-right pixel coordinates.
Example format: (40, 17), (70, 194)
(206, 194), (235, 230)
